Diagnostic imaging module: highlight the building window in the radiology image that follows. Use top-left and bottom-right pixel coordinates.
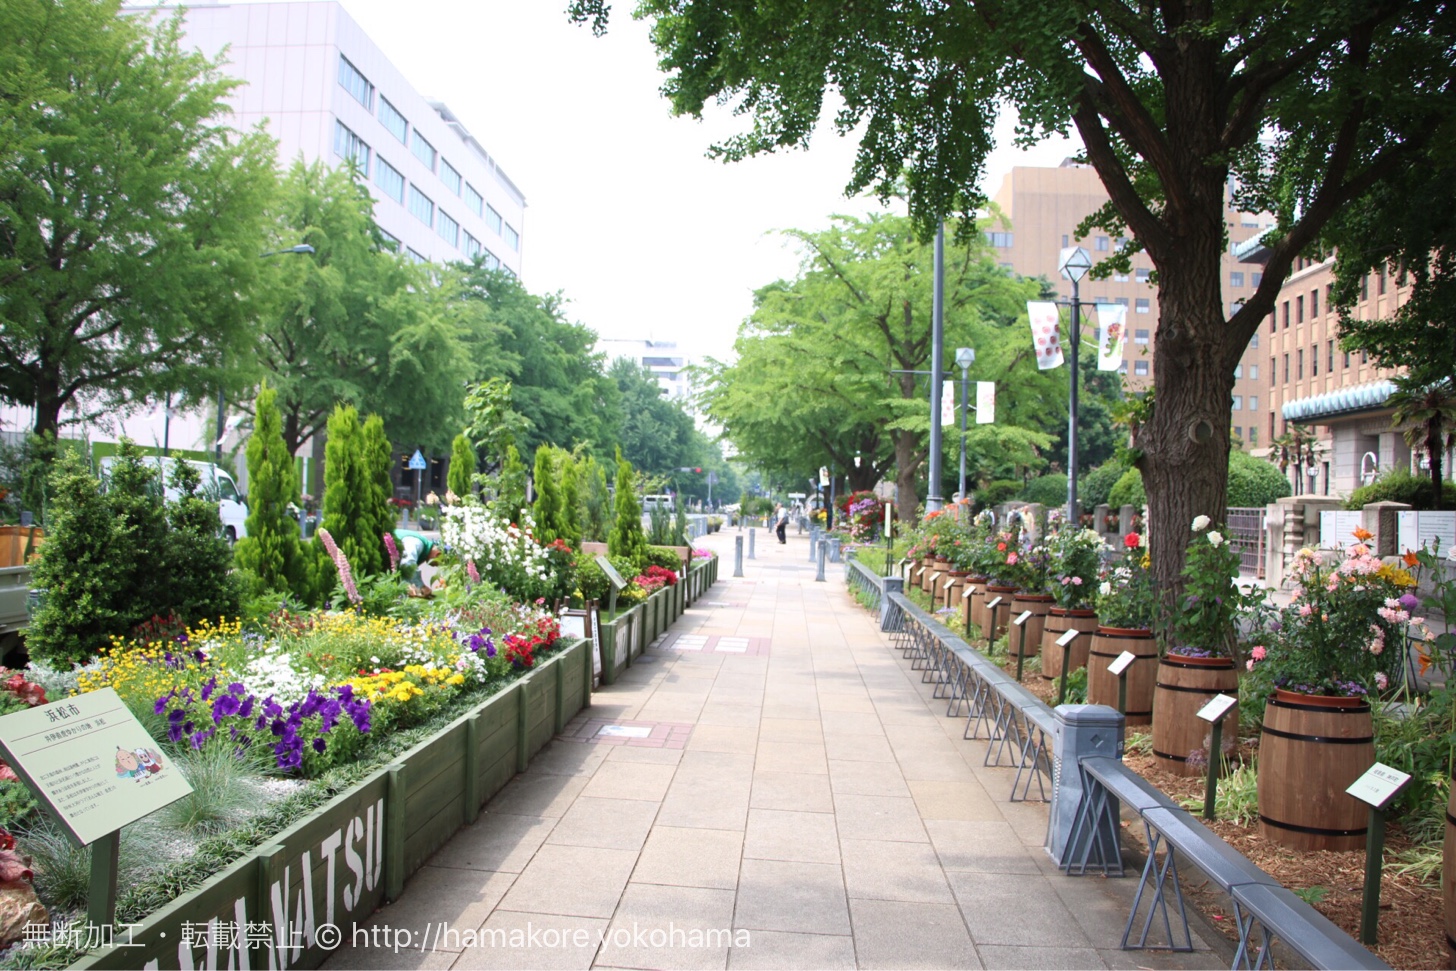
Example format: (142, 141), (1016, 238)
(1269, 412), (1276, 442)
(1328, 340), (1334, 373)
(1297, 349), (1304, 379)
(338, 55), (374, 110)
(1326, 283), (1334, 308)
(1297, 295), (1304, 323)
(332, 121), (370, 177)
(1134, 360), (1149, 376)
(1231, 300), (1245, 316)
(1136, 267), (1151, 283)
(406, 248), (427, 265)
(1361, 348), (1368, 364)
(437, 209), (459, 247)
(1250, 333), (1258, 349)
(1232, 395), (1243, 410)
(464, 232), (481, 259)
(503, 223), (520, 251)
(1135, 298), (1150, 314)
(1360, 274), (1369, 301)
(1250, 364), (1259, 380)
(1283, 354), (1289, 382)
(378, 97), (408, 143)
(1114, 297), (1129, 307)
(1250, 395), (1258, 411)
(1119, 361), (1129, 374)
(1061, 234), (1069, 248)
(411, 131), (437, 171)
(407, 185), (434, 226)
(1113, 270), (1129, 282)
(486, 205), (502, 235)
(1234, 365), (1243, 379)
(1230, 271), (1245, 288)
(482, 249), (501, 271)
(440, 160), (461, 196)
(1378, 269), (1387, 295)
(374, 157), (405, 203)
(1310, 288), (1319, 317)
(464, 183), (483, 217)
(1134, 328), (1150, 345)
(1311, 345), (1318, 377)
(378, 228), (398, 251)
(1282, 301), (1289, 329)
(1096, 235), (1110, 251)
(1344, 349), (1351, 368)
(1249, 426), (1258, 446)
(1253, 272), (1263, 287)
(985, 231), (1013, 248)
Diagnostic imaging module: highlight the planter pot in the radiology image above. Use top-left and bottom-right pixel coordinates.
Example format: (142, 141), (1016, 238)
(1087, 626), (1157, 725)
(1008, 593), (1055, 658)
(1150, 654), (1239, 776)
(943, 571), (972, 611)
(1257, 690), (1374, 851)
(982, 584), (1018, 643)
(1040, 608), (1096, 680)
(964, 576), (990, 632)
(922, 558), (950, 593)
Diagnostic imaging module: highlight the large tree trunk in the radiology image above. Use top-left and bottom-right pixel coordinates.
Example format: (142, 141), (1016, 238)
(31, 380), (64, 441)
(893, 428), (919, 525)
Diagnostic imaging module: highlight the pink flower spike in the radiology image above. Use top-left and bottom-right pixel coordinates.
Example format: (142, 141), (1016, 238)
(383, 532), (400, 571)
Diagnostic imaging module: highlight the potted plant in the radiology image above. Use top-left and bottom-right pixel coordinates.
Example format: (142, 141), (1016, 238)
(1089, 532), (1160, 724)
(1006, 537), (1056, 662)
(1247, 528), (1414, 849)
(1042, 526), (1103, 681)
(1151, 517), (1266, 775)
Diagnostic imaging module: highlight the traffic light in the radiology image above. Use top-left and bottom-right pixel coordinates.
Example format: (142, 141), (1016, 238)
(694, 467), (702, 474)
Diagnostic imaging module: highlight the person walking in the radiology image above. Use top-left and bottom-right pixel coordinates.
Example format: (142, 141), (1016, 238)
(774, 503), (789, 544)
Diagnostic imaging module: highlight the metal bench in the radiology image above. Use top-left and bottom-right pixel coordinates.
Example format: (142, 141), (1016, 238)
(1231, 884), (1390, 970)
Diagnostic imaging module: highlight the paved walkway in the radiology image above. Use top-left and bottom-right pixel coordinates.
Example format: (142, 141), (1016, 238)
(325, 527), (1220, 970)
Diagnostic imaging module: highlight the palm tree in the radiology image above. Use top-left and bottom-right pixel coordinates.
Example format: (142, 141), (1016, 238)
(1388, 378), (1456, 508)
(1268, 424), (1320, 495)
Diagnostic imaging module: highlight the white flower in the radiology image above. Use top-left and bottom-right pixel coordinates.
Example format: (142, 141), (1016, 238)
(1191, 515), (1211, 531)
(1207, 531), (1224, 547)
(1098, 581), (1112, 597)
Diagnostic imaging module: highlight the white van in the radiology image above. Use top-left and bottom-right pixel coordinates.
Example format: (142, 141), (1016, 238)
(99, 456), (249, 542)
(641, 494), (675, 514)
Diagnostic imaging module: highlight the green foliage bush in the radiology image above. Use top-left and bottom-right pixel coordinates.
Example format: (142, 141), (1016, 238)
(321, 405), (385, 576)
(162, 462), (241, 623)
(234, 383), (303, 598)
(532, 445), (565, 544)
(1081, 460), (1129, 509)
(644, 546), (684, 573)
(608, 452), (649, 569)
(977, 479), (1020, 508)
(1344, 468), (1456, 511)
(1018, 473), (1067, 507)
(1227, 449), (1292, 507)
(1108, 467), (1147, 508)
(448, 433), (475, 499)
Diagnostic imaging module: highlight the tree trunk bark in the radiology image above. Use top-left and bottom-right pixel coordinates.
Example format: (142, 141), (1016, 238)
(894, 429), (919, 526)
(31, 381), (64, 441)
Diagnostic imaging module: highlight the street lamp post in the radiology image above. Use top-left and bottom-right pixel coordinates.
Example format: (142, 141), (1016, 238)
(221, 245), (318, 461)
(955, 347), (976, 501)
(1058, 246), (1093, 528)
(926, 222), (947, 512)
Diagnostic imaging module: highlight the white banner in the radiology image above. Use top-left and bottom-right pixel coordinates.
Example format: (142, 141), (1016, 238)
(940, 380), (955, 426)
(1027, 301), (1064, 370)
(976, 381), (995, 424)
(1096, 303), (1128, 371)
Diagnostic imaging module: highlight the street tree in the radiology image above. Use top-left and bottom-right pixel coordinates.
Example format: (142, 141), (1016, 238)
(568, 0), (1456, 586)
(0, 0), (276, 438)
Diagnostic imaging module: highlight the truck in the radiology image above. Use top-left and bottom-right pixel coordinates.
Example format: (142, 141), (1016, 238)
(98, 456), (250, 542)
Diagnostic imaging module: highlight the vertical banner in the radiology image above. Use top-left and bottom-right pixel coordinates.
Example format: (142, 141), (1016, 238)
(976, 381), (996, 424)
(1027, 301), (1064, 370)
(1096, 303), (1128, 371)
(940, 380), (955, 426)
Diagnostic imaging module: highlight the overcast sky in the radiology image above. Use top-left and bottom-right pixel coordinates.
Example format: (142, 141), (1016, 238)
(326, 0), (1079, 363)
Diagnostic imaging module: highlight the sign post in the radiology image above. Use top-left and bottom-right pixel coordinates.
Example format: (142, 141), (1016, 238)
(1347, 763), (1412, 944)
(1108, 650), (1137, 716)
(1056, 629), (1081, 704)
(962, 585), (976, 639)
(983, 596), (1003, 644)
(408, 449), (427, 521)
(1195, 694), (1239, 820)
(593, 555), (628, 683)
(1012, 611), (1034, 681)
(0, 688), (194, 928)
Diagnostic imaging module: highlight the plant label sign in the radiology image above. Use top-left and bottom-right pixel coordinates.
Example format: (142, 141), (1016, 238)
(0, 687), (192, 847)
(986, 596), (1003, 610)
(1346, 763), (1411, 810)
(1056, 629), (1081, 648)
(927, 572), (942, 584)
(1107, 650), (1137, 676)
(1013, 611), (1034, 627)
(962, 586), (976, 599)
(1196, 693), (1238, 723)
(594, 555), (627, 591)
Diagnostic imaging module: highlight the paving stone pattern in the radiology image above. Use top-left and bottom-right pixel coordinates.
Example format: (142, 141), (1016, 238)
(323, 529), (1217, 971)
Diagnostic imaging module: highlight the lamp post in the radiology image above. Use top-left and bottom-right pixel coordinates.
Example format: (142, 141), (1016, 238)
(221, 245), (317, 461)
(1058, 245), (1093, 528)
(955, 347), (976, 501)
(926, 222), (946, 512)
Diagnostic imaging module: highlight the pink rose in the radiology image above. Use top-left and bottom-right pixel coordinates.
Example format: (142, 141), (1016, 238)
(1072, 576), (1083, 585)
(1250, 645), (1267, 661)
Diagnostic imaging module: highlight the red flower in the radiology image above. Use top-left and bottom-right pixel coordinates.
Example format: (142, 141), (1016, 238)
(1124, 532), (1140, 549)
(996, 542), (1007, 551)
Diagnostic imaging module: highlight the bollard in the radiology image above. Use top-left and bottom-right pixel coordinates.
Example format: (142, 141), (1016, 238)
(808, 527), (819, 562)
(1047, 704), (1125, 866)
(815, 540), (826, 582)
(733, 536), (744, 577)
(828, 537), (842, 563)
(749, 528), (756, 558)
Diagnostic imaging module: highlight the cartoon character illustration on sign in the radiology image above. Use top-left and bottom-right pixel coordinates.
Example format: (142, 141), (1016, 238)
(135, 748), (164, 775)
(115, 748), (142, 780)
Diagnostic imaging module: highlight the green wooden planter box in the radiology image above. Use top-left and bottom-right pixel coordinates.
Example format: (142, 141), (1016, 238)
(598, 605), (640, 684)
(69, 638), (592, 971)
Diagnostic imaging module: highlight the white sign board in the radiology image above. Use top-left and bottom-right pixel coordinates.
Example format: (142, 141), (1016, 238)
(976, 381), (996, 425)
(985, 596), (1003, 610)
(1056, 629), (1081, 648)
(1196, 693), (1239, 723)
(1346, 763), (1411, 809)
(962, 586), (976, 600)
(1013, 610), (1034, 627)
(1107, 650), (1137, 676)
(1319, 510), (1366, 549)
(1397, 511), (1456, 557)
(927, 572), (942, 584)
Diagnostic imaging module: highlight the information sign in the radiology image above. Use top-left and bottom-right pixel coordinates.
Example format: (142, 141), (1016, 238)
(1056, 629), (1081, 648)
(1346, 763), (1412, 809)
(408, 449), (428, 471)
(594, 555), (627, 591)
(1196, 693), (1238, 723)
(1013, 611), (1034, 627)
(0, 688), (192, 847)
(962, 586), (976, 599)
(927, 572), (942, 585)
(1107, 650), (1137, 676)
(985, 596), (1003, 610)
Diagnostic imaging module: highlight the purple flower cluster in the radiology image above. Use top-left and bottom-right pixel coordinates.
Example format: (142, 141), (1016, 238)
(153, 679), (372, 772)
(464, 626), (497, 658)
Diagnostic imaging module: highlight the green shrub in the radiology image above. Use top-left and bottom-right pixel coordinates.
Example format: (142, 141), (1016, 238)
(1344, 468), (1456, 510)
(321, 405), (385, 577)
(645, 546), (684, 573)
(608, 452), (649, 568)
(977, 479), (1020, 508)
(448, 433), (475, 499)
(532, 445), (566, 544)
(1227, 450), (1292, 506)
(161, 461), (240, 623)
(1108, 467), (1146, 508)
(1018, 473), (1067, 507)
(1081, 460), (1129, 509)
(233, 383), (304, 598)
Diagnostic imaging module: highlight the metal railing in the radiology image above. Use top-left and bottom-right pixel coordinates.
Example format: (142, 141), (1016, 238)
(1226, 506), (1267, 577)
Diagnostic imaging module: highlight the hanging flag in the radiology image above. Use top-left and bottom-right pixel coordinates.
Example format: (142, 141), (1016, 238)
(976, 381), (995, 424)
(1027, 301), (1064, 370)
(940, 380), (956, 427)
(1096, 303), (1128, 371)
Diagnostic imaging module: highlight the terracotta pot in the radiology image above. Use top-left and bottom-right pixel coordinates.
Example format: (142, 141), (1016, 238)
(1257, 691), (1374, 851)
(1041, 608), (1096, 680)
(1150, 654), (1238, 777)
(1008, 593), (1055, 659)
(1086, 626), (1157, 725)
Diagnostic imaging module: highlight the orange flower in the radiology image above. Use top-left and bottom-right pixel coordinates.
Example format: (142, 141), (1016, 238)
(1403, 549), (1420, 568)
(1352, 526), (1374, 542)
(1417, 644), (1432, 676)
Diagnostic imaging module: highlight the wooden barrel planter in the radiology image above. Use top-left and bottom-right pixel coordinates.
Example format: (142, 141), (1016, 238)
(1086, 626), (1157, 725)
(1150, 654), (1239, 776)
(982, 584), (1017, 643)
(932, 565), (956, 603)
(1444, 771), (1456, 967)
(964, 576), (988, 632)
(1041, 608), (1096, 680)
(1008, 592), (1054, 658)
(1257, 690), (1374, 852)
(943, 572), (971, 611)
